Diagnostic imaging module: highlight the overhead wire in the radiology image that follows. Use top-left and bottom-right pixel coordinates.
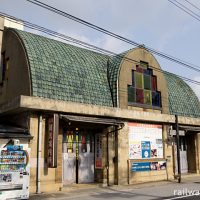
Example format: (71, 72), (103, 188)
(168, 0), (200, 21)
(25, 0), (200, 73)
(183, 0), (200, 12)
(0, 12), (200, 87)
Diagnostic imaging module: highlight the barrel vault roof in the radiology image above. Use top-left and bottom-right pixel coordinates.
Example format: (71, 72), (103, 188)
(11, 29), (200, 118)
(13, 29), (113, 107)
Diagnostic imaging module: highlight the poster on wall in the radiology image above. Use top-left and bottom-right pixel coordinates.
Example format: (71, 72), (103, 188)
(132, 161), (166, 172)
(95, 134), (103, 169)
(141, 141), (151, 158)
(129, 123), (163, 159)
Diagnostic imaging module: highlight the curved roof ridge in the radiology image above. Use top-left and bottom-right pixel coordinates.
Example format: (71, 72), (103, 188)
(11, 28), (113, 107)
(164, 72), (200, 118)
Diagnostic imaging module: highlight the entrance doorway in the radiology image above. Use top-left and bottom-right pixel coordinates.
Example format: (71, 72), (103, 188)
(63, 128), (94, 184)
(175, 136), (188, 174)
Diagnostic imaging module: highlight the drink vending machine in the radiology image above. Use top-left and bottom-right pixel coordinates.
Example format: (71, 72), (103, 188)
(0, 140), (30, 200)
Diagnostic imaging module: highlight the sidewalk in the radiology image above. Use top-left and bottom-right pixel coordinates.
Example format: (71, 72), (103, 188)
(29, 174), (200, 200)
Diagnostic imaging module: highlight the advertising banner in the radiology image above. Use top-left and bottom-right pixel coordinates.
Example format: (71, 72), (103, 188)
(128, 123), (163, 159)
(132, 161), (166, 172)
(95, 134), (103, 169)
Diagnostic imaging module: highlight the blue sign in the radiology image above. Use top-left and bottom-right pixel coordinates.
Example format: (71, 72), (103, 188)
(132, 162), (151, 172)
(6, 145), (23, 151)
(141, 141), (151, 158)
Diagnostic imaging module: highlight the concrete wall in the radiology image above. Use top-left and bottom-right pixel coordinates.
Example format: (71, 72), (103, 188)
(29, 115), (62, 193)
(117, 123), (174, 185)
(0, 29), (31, 104)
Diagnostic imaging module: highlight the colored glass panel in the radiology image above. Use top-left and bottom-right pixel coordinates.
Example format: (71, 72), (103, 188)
(143, 68), (152, 75)
(140, 61), (148, 69)
(136, 66), (143, 73)
(136, 89), (144, 104)
(144, 90), (152, 105)
(135, 72), (143, 89)
(144, 75), (151, 90)
(132, 70), (135, 86)
(152, 76), (157, 91)
(152, 91), (161, 107)
(128, 86), (135, 103)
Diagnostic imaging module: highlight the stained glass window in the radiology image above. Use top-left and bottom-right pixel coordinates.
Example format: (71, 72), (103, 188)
(144, 75), (151, 90)
(127, 61), (161, 108)
(128, 86), (135, 103)
(136, 89), (144, 104)
(144, 90), (152, 105)
(152, 76), (157, 91)
(135, 72), (143, 89)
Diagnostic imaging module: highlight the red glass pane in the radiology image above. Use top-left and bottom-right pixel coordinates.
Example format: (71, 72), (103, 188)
(136, 89), (144, 104)
(152, 76), (157, 91)
(136, 66), (143, 73)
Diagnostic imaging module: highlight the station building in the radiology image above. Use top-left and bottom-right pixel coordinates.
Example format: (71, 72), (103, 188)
(0, 25), (200, 193)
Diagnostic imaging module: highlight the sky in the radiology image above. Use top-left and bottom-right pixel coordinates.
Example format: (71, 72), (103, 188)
(0, 0), (200, 99)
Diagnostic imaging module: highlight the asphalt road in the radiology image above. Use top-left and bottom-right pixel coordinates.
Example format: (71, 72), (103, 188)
(29, 176), (200, 200)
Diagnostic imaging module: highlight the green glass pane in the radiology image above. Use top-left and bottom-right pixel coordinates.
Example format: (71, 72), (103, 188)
(144, 90), (152, 105)
(128, 86), (135, 103)
(135, 72), (143, 89)
(140, 61), (148, 69)
(144, 75), (151, 90)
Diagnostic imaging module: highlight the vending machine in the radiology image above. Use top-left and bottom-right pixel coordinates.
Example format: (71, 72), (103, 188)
(0, 139), (30, 200)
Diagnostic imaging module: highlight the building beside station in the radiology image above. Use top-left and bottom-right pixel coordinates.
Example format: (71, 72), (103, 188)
(0, 18), (200, 194)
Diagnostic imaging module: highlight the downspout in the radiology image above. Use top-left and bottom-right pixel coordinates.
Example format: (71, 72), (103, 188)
(36, 114), (43, 194)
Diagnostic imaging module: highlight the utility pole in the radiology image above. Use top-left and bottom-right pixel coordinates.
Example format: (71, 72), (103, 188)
(175, 115), (181, 183)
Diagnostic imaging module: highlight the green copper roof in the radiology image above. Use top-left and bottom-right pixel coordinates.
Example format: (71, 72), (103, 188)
(165, 73), (200, 118)
(11, 29), (200, 118)
(13, 29), (113, 107)
(108, 51), (130, 106)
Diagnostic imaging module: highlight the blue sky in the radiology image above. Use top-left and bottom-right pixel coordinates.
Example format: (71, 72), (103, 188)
(1, 0), (200, 99)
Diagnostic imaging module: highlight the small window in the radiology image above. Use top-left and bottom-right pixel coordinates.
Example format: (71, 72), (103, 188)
(135, 72), (143, 89)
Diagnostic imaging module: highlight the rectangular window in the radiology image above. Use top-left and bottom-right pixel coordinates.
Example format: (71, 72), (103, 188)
(144, 74), (151, 90)
(152, 76), (157, 91)
(152, 91), (161, 107)
(144, 90), (152, 105)
(128, 86), (135, 103)
(132, 70), (135, 86)
(140, 61), (148, 69)
(136, 66), (143, 73)
(135, 72), (143, 89)
(136, 88), (144, 104)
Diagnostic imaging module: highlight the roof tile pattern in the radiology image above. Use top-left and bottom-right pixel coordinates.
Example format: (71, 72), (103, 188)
(11, 29), (200, 118)
(165, 73), (200, 118)
(14, 29), (113, 107)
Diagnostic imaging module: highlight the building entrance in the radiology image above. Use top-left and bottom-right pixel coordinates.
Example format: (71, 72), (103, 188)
(63, 128), (94, 184)
(175, 136), (188, 174)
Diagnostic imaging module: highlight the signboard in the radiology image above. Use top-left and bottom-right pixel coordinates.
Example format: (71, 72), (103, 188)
(132, 162), (151, 172)
(141, 141), (151, 158)
(95, 134), (103, 169)
(132, 161), (166, 172)
(47, 114), (59, 168)
(129, 123), (163, 159)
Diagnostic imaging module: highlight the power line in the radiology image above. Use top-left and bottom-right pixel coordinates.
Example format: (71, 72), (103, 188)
(183, 0), (200, 12)
(173, 0), (200, 19)
(25, 0), (200, 73)
(168, 0), (200, 21)
(0, 12), (200, 87)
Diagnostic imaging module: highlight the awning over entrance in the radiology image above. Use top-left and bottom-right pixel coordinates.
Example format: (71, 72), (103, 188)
(179, 125), (200, 132)
(60, 114), (124, 126)
(0, 124), (33, 139)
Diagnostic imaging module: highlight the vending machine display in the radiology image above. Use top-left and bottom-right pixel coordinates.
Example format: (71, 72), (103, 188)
(0, 144), (30, 200)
